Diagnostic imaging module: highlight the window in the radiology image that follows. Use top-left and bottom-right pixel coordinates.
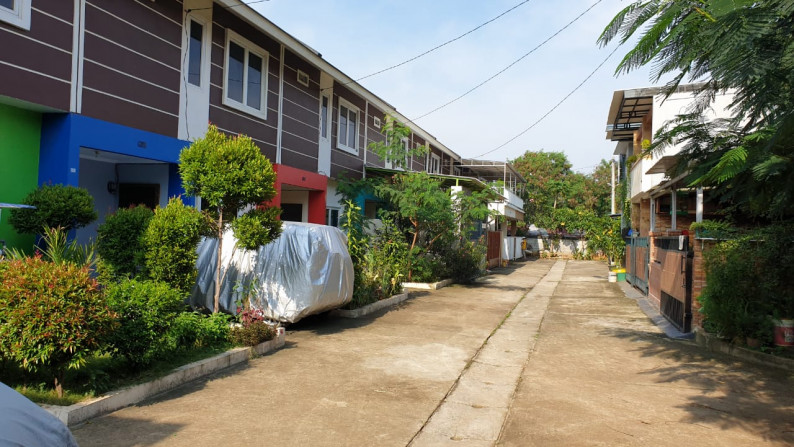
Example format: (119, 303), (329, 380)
(337, 98), (359, 154)
(320, 95), (330, 139)
(326, 208), (339, 227)
(428, 153), (441, 174)
(0, 0), (31, 30)
(373, 116), (381, 129)
(187, 20), (203, 86)
(297, 70), (310, 88)
(385, 138), (409, 170)
(223, 30), (268, 119)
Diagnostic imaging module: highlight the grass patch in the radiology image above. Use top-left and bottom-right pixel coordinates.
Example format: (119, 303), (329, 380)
(2, 343), (235, 406)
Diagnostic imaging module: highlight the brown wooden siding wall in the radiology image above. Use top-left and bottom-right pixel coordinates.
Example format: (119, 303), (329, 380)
(412, 135), (427, 172)
(0, 0), (73, 110)
(280, 49), (320, 172)
(81, 0), (182, 136)
(209, 5), (281, 161)
(365, 106), (387, 168)
(330, 82), (365, 179)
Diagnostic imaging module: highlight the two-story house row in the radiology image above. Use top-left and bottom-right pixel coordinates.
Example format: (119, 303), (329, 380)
(0, 0), (523, 256)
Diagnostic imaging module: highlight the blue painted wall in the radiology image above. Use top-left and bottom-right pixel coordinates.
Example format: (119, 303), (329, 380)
(39, 113), (193, 204)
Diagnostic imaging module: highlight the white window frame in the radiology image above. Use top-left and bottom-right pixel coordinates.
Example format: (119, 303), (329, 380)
(0, 0), (31, 30)
(319, 93), (331, 141)
(373, 116), (381, 129)
(326, 207), (340, 227)
(296, 69), (310, 88)
(222, 30), (268, 120)
(428, 153), (441, 174)
(336, 97), (359, 154)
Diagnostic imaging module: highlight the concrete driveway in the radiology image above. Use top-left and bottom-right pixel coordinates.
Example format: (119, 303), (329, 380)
(72, 260), (794, 446)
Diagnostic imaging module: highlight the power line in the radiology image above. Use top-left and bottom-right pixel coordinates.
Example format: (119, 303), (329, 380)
(412, 0), (604, 121)
(473, 44), (621, 159)
(356, 0), (534, 83)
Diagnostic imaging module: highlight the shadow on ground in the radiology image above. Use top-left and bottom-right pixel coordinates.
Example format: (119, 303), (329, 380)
(599, 326), (794, 443)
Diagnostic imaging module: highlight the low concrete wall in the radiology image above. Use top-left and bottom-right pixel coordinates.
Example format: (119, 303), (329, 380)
(402, 278), (454, 290)
(330, 292), (411, 318)
(45, 330), (286, 426)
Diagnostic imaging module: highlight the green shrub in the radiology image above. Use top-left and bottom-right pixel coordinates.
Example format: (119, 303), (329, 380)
(167, 312), (232, 350)
(0, 257), (116, 396)
(699, 225), (794, 344)
(230, 322), (276, 346)
(97, 205), (153, 279)
(142, 198), (209, 294)
(105, 279), (186, 368)
(447, 238), (486, 284)
(9, 184), (97, 234)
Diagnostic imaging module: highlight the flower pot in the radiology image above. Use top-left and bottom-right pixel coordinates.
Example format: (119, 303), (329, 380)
(608, 271), (617, 283)
(772, 319), (794, 347)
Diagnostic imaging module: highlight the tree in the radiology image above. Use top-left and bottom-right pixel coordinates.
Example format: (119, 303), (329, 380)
(179, 125), (282, 313)
(9, 184), (97, 235)
(368, 114), (428, 169)
(510, 151), (583, 227)
(375, 172), (454, 254)
(598, 0), (794, 220)
(583, 160), (613, 217)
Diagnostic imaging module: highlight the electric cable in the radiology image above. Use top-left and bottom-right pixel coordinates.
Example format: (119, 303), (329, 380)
(473, 44), (621, 159)
(412, 0), (604, 120)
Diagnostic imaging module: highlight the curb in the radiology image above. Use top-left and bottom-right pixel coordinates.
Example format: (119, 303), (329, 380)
(402, 278), (454, 290)
(330, 292), (411, 318)
(695, 328), (794, 372)
(45, 329), (286, 426)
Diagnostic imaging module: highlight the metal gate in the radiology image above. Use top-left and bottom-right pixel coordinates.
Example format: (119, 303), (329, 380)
(486, 231), (501, 269)
(625, 237), (649, 295)
(649, 237), (693, 333)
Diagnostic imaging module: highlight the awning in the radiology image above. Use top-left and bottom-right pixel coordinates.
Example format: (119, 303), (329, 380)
(645, 155), (679, 175)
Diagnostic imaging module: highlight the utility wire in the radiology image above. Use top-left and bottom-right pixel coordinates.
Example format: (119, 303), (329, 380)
(473, 44), (621, 159)
(355, 0), (534, 83)
(412, 0), (604, 121)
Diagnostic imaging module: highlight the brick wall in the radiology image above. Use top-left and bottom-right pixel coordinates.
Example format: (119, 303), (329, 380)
(691, 237), (717, 330)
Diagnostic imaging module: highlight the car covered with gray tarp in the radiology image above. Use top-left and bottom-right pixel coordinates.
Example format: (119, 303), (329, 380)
(190, 222), (353, 323)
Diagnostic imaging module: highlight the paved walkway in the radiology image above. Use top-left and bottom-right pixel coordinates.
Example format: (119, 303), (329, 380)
(72, 260), (794, 446)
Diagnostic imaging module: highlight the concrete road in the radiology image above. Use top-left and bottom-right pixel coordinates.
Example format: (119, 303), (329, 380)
(72, 260), (794, 446)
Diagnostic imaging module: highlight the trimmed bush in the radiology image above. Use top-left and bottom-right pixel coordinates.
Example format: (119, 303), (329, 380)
(97, 205), (153, 279)
(142, 198), (209, 294)
(166, 312), (232, 350)
(230, 322), (276, 346)
(105, 279), (186, 368)
(0, 256), (116, 396)
(9, 184), (97, 234)
(448, 238), (486, 284)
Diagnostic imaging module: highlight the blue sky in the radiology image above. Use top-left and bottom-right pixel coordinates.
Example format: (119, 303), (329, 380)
(252, 0), (659, 174)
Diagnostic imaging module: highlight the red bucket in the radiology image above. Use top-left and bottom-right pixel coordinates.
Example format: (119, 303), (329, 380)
(773, 319), (794, 347)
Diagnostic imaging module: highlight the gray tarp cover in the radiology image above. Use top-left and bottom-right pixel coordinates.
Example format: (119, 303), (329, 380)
(190, 222), (353, 323)
(0, 382), (78, 447)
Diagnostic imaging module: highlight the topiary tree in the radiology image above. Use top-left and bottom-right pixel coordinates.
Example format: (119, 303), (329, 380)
(0, 256), (116, 397)
(142, 198), (209, 295)
(9, 184), (97, 235)
(179, 125), (282, 312)
(96, 205), (153, 279)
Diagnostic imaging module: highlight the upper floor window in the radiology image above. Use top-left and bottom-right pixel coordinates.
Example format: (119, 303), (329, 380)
(337, 98), (358, 154)
(0, 0), (31, 30)
(223, 30), (268, 119)
(320, 94), (330, 140)
(428, 153), (441, 174)
(187, 20), (203, 86)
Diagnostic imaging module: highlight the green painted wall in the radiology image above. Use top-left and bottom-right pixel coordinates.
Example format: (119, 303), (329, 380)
(0, 103), (41, 252)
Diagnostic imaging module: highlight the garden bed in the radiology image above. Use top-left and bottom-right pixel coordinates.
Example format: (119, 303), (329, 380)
(694, 328), (794, 372)
(43, 329), (285, 426)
